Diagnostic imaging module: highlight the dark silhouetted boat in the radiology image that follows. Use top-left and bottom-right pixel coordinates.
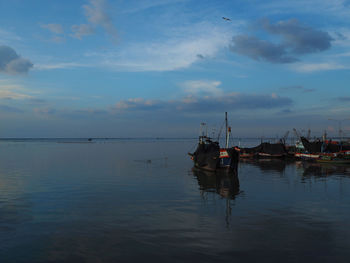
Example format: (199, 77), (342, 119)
(189, 112), (239, 172)
(295, 136), (350, 164)
(235, 141), (288, 159)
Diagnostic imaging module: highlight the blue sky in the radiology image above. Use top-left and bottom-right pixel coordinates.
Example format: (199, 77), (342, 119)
(0, 0), (349, 138)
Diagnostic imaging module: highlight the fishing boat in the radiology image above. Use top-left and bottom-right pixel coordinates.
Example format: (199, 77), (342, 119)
(295, 136), (350, 164)
(235, 141), (288, 159)
(189, 112), (239, 172)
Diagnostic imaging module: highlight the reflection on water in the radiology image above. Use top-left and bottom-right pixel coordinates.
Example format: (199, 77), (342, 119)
(192, 168), (240, 200)
(191, 167), (240, 227)
(296, 161), (350, 179)
(240, 158), (288, 174)
(1, 140), (350, 262)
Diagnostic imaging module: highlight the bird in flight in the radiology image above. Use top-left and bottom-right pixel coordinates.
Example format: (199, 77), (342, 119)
(222, 17), (231, 21)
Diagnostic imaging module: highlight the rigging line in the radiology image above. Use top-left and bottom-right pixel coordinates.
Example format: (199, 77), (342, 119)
(217, 120), (225, 142)
(187, 142), (197, 154)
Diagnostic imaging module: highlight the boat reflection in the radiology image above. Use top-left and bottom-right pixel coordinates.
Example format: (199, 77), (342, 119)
(240, 158), (291, 174)
(191, 167), (240, 227)
(296, 161), (350, 179)
(192, 167), (240, 200)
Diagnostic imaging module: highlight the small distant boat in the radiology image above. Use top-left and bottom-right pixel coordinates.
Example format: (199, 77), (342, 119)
(189, 112), (239, 172)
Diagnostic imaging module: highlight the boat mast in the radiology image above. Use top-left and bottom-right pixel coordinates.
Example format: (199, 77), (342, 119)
(225, 112), (229, 148)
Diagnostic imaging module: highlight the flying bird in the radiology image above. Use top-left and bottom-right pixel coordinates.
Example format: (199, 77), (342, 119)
(222, 17), (231, 21)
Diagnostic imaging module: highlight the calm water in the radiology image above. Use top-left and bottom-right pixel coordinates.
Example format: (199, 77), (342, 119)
(1, 139), (350, 263)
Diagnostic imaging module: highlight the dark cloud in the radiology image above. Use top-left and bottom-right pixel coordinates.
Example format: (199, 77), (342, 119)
(230, 35), (298, 63)
(114, 93), (292, 113)
(0, 46), (33, 74)
(279, 109), (292, 114)
(0, 104), (23, 113)
(230, 19), (333, 64)
(27, 98), (46, 104)
(336, 96), (350, 102)
(33, 107), (56, 115)
(335, 32), (347, 41)
(260, 19), (333, 54)
(115, 98), (167, 111)
(280, 85), (315, 93)
(181, 93), (292, 112)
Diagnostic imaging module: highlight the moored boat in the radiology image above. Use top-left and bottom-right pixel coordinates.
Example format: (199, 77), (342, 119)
(189, 113), (239, 172)
(235, 142), (288, 159)
(295, 135), (350, 164)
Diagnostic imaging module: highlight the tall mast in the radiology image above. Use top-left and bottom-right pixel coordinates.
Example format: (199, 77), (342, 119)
(225, 112), (229, 148)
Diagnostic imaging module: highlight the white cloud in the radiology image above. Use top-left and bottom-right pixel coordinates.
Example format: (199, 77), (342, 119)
(292, 62), (348, 72)
(34, 62), (86, 70)
(182, 80), (223, 96)
(40, 24), (64, 34)
(0, 81), (32, 100)
(83, 0), (117, 39)
(112, 92), (292, 113)
(71, 24), (94, 39)
(0, 28), (22, 44)
(121, 0), (186, 14)
(92, 23), (232, 71)
(259, 0), (350, 18)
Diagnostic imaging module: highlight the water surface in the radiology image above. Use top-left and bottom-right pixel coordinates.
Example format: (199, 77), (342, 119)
(0, 139), (350, 262)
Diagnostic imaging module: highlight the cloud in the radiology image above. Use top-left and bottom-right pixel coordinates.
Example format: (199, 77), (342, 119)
(230, 19), (333, 64)
(122, 0), (186, 14)
(0, 88), (32, 100)
(292, 62), (347, 72)
(334, 32), (347, 41)
(113, 93), (292, 113)
(82, 0), (117, 39)
(0, 45), (33, 74)
(34, 62), (86, 70)
(94, 23), (231, 71)
(0, 28), (22, 43)
(0, 81), (43, 103)
(115, 98), (165, 111)
(230, 35), (298, 63)
(51, 36), (66, 43)
(0, 104), (23, 113)
(40, 23), (64, 34)
(27, 98), (46, 104)
(182, 80), (223, 96)
(279, 108), (292, 114)
(71, 24), (94, 39)
(260, 19), (333, 54)
(335, 96), (350, 102)
(280, 85), (315, 93)
(257, 0), (350, 19)
(33, 107), (56, 115)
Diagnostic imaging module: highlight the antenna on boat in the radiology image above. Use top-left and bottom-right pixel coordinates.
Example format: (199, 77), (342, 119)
(225, 112), (229, 148)
(322, 130), (327, 141)
(199, 122), (207, 143)
(328, 118), (350, 142)
(307, 129), (311, 140)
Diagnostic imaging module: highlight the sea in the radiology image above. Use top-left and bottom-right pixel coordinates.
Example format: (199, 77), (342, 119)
(0, 138), (350, 263)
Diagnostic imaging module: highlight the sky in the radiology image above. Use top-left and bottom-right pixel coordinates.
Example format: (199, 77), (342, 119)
(0, 0), (349, 138)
